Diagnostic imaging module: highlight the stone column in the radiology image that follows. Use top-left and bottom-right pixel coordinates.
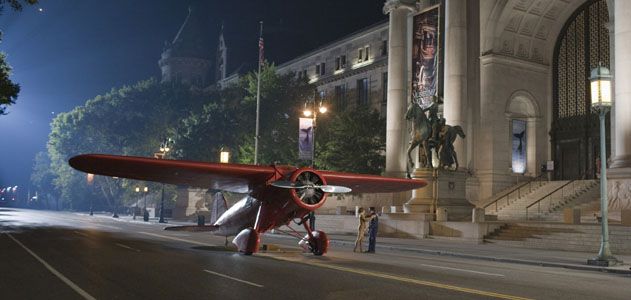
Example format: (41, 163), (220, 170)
(443, 0), (468, 170)
(384, 0), (416, 178)
(610, 0), (631, 171)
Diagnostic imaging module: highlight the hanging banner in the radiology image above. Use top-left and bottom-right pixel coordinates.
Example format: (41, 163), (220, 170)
(411, 7), (440, 107)
(299, 117), (314, 160)
(511, 119), (527, 173)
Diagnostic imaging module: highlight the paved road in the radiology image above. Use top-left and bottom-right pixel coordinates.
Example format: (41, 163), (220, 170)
(1, 208), (629, 300)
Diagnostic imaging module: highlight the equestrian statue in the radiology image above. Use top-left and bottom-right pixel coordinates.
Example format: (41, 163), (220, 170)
(405, 95), (465, 178)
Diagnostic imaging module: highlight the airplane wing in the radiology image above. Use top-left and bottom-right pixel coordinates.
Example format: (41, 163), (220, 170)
(318, 170), (426, 193)
(69, 154), (277, 193)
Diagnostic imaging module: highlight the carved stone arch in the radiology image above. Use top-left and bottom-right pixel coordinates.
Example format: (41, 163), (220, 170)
(505, 90), (540, 119)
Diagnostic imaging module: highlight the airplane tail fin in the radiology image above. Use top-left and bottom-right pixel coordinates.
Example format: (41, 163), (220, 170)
(164, 225), (218, 232)
(210, 192), (228, 224)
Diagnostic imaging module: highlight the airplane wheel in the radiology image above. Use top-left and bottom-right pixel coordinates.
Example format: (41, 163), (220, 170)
(310, 230), (329, 256)
(233, 228), (260, 255)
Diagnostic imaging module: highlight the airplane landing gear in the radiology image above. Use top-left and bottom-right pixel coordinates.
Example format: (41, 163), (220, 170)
(233, 228), (260, 255)
(300, 217), (329, 256)
(308, 230), (329, 256)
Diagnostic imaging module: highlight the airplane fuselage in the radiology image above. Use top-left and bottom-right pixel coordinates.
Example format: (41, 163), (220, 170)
(212, 187), (311, 236)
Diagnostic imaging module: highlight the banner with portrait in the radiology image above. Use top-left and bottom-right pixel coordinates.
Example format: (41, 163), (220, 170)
(299, 117), (314, 160)
(511, 119), (527, 174)
(411, 7), (440, 108)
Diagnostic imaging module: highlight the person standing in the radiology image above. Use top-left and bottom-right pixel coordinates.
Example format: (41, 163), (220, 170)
(367, 207), (379, 253)
(353, 207), (374, 253)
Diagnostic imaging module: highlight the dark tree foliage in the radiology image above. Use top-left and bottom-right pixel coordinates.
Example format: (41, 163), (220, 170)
(0, 0), (37, 114)
(45, 79), (207, 210)
(0, 53), (19, 115)
(237, 63), (313, 165)
(0, 0), (37, 13)
(316, 106), (386, 174)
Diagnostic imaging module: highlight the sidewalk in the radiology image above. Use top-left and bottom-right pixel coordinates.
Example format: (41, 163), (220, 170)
(313, 233), (631, 275)
(91, 213), (631, 275)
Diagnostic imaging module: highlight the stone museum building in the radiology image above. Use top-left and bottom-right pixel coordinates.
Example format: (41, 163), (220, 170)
(163, 0), (631, 250)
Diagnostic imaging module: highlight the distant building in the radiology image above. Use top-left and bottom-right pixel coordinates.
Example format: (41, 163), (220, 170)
(158, 6), (213, 86)
(276, 21), (389, 116)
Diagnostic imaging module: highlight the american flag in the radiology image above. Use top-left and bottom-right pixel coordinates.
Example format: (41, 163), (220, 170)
(258, 37), (264, 66)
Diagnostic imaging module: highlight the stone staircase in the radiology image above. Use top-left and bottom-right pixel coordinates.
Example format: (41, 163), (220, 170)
(484, 222), (631, 254)
(484, 180), (599, 221)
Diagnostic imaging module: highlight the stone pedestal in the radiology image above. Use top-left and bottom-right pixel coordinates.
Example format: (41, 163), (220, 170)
(405, 169), (436, 213)
(406, 169), (474, 220)
(173, 187), (210, 220)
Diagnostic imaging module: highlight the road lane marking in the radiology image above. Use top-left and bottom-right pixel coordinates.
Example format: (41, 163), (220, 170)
(417, 263), (505, 277)
(6, 233), (97, 300)
(203, 269), (264, 288)
(115, 243), (141, 252)
(265, 255), (531, 300)
(138, 231), (216, 247)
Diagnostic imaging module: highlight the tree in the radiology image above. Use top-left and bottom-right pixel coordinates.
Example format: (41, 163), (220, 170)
(174, 86), (246, 162)
(46, 78), (208, 210)
(30, 151), (57, 209)
(0, 0), (38, 115)
(237, 63), (314, 165)
(0, 0), (38, 13)
(0, 53), (19, 115)
(317, 106), (386, 174)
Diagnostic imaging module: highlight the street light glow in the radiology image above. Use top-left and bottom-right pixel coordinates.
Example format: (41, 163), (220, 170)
(144, 186), (148, 192)
(303, 109), (313, 117)
(319, 106), (327, 114)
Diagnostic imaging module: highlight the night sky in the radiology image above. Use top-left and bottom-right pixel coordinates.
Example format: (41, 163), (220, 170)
(0, 0), (387, 190)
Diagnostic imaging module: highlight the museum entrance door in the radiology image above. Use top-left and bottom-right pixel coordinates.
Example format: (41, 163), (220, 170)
(551, 0), (610, 180)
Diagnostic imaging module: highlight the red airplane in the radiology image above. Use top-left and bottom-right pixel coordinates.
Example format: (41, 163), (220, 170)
(69, 154), (426, 255)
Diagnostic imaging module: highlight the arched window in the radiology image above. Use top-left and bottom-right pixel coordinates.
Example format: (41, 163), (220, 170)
(506, 91), (539, 175)
(552, 0), (610, 180)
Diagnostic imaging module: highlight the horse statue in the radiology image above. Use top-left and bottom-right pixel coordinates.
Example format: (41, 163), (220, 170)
(405, 99), (433, 177)
(437, 124), (465, 170)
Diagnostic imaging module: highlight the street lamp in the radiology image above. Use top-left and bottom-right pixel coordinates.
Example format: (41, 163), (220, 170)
(86, 173), (94, 216)
(156, 137), (173, 223)
(220, 147), (230, 163)
(303, 94), (328, 168)
(134, 186), (140, 220)
(143, 186), (149, 222)
(587, 63), (620, 266)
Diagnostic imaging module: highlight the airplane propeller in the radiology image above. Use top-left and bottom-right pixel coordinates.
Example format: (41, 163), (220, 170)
(271, 181), (352, 194)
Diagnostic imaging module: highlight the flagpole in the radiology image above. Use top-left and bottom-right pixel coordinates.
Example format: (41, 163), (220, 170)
(254, 21), (263, 165)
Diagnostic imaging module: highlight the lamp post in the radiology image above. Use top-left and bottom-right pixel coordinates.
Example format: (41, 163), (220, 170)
(143, 186), (149, 222)
(134, 186), (140, 220)
(156, 137), (173, 223)
(86, 173), (94, 216)
(303, 93), (328, 168)
(587, 63), (619, 266)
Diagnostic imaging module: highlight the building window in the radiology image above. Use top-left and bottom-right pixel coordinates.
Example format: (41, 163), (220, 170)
(334, 84), (347, 110)
(358, 46), (370, 62)
(315, 62), (325, 76)
(357, 78), (369, 106)
(335, 55), (346, 71)
(381, 40), (388, 56)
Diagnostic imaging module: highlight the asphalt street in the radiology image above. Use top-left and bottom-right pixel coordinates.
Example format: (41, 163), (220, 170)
(1, 208), (629, 300)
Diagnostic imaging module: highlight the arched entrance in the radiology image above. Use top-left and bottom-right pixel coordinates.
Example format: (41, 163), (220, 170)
(552, 0), (610, 180)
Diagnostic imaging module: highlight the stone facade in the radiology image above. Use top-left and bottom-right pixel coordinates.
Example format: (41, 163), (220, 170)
(276, 22), (390, 115)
